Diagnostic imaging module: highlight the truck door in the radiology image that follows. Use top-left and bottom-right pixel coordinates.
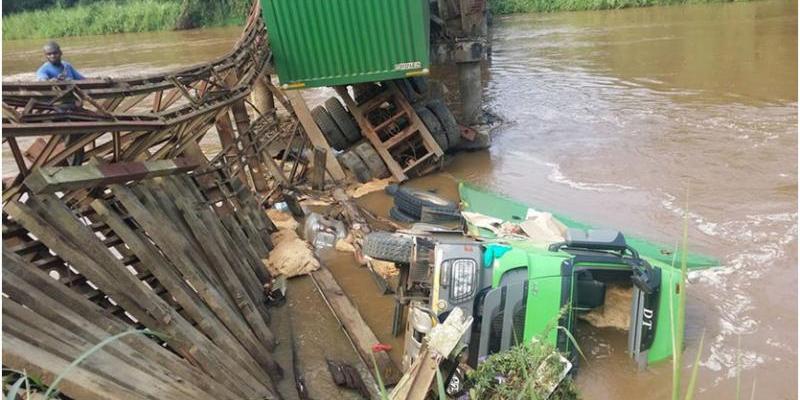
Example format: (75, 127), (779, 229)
(627, 281), (661, 369)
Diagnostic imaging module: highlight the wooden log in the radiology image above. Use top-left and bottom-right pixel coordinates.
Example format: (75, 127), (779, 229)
(1, 248), (241, 400)
(110, 183), (281, 380)
(311, 146), (327, 190)
(3, 198), (273, 398)
(310, 266), (402, 386)
(286, 90), (345, 181)
(23, 158), (197, 194)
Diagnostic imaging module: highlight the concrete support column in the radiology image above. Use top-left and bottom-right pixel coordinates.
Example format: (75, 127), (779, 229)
(251, 74), (274, 116)
(458, 61), (482, 126)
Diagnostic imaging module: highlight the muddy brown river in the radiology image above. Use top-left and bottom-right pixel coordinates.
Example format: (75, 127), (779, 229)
(3, 0), (796, 398)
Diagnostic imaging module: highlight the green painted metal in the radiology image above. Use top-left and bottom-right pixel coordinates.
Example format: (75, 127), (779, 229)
(261, 0), (430, 89)
(462, 182), (699, 365)
(458, 182), (720, 269)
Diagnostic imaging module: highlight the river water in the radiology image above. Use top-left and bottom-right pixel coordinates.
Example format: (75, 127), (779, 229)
(3, 1), (796, 398)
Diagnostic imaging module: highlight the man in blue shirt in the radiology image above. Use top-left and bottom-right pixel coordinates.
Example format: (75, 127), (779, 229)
(36, 41), (84, 81)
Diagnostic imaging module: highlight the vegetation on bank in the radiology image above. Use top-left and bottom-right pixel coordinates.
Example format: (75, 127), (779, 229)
(3, 0), (251, 40)
(488, 0), (742, 14)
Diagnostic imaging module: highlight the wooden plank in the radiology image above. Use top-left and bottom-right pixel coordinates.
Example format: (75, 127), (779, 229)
(4, 303), (199, 400)
(110, 183), (280, 383)
(1, 248), (242, 400)
(23, 158), (198, 194)
(170, 191), (279, 358)
(286, 90), (345, 181)
(3, 198), (273, 398)
(90, 197), (277, 388)
(3, 333), (148, 400)
(311, 146), (327, 190)
(334, 86), (408, 181)
(311, 266), (402, 386)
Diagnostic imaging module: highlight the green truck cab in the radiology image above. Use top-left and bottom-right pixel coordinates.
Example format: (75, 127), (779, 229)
(364, 183), (716, 394)
(400, 229), (681, 373)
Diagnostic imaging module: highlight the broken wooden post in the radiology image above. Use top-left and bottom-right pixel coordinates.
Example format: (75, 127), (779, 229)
(311, 146), (327, 190)
(252, 74), (275, 114)
(286, 90), (346, 182)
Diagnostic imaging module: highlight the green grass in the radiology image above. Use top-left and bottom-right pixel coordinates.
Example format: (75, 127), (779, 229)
(489, 0), (744, 14)
(2, 0), (250, 40)
(3, 1), (182, 40)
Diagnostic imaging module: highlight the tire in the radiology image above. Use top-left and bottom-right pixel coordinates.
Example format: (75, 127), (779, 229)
(408, 77), (429, 95)
(325, 97), (361, 143)
(311, 105), (348, 150)
(397, 79), (422, 103)
(354, 83), (383, 105)
(352, 142), (389, 179)
(338, 151), (371, 183)
(389, 206), (418, 223)
(385, 184), (399, 196)
(427, 99), (461, 149)
(393, 186), (459, 219)
(414, 106), (448, 151)
(363, 232), (415, 263)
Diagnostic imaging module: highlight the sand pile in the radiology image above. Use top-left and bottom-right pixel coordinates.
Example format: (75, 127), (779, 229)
(579, 283), (632, 330)
(263, 210), (319, 278)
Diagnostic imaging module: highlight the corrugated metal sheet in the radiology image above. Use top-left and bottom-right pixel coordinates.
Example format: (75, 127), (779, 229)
(261, 0), (430, 89)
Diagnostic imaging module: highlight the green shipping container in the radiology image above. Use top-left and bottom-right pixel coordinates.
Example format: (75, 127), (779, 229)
(261, 0), (430, 89)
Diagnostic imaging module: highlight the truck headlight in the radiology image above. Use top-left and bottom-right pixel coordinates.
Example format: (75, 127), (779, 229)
(450, 259), (476, 302)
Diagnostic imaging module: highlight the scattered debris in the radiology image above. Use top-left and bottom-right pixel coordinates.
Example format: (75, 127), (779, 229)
(267, 209), (300, 231)
(371, 259), (399, 279)
(335, 239), (356, 253)
(390, 307), (473, 400)
(303, 212), (347, 249)
(326, 359), (371, 399)
(347, 177), (394, 198)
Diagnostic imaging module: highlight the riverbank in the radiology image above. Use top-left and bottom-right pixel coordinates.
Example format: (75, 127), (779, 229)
(488, 0), (743, 14)
(4, 0), (750, 40)
(2, 0), (249, 40)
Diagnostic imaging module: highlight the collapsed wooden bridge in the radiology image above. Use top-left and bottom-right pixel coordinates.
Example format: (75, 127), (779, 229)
(0, 2), (341, 399)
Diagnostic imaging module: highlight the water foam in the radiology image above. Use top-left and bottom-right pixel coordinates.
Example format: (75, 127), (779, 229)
(661, 190), (797, 385)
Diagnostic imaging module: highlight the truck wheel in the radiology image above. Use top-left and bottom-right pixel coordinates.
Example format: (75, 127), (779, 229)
(414, 106), (448, 151)
(393, 186), (459, 219)
(408, 77), (429, 96)
(363, 232), (415, 263)
(427, 99), (461, 149)
(390, 206), (418, 223)
(353, 142), (389, 179)
(338, 151), (371, 183)
(397, 78), (422, 103)
(325, 97), (361, 143)
(311, 105), (348, 150)
(354, 83), (383, 105)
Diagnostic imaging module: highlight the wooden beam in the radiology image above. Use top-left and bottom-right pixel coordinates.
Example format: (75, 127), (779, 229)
(311, 146), (327, 190)
(311, 266), (402, 386)
(286, 90), (346, 181)
(23, 158), (198, 194)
